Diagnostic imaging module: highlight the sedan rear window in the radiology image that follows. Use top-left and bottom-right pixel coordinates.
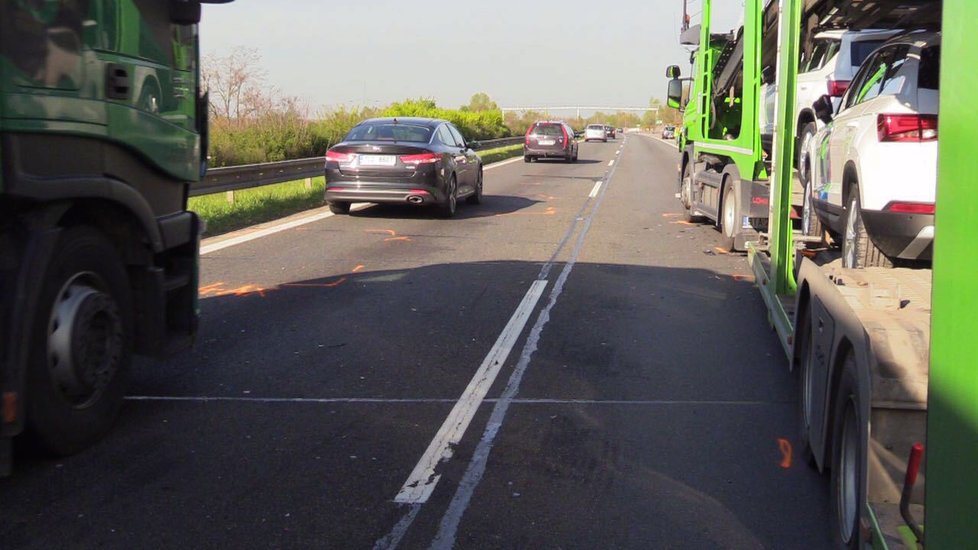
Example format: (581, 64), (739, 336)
(587, 124), (604, 130)
(532, 124), (564, 137)
(345, 123), (433, 143)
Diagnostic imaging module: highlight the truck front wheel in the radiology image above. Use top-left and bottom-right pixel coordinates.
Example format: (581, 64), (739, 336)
(26, 227), (132, 456)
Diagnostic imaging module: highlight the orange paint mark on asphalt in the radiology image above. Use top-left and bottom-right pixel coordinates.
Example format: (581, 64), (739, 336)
(714, 247), (730, 255)
(228, 284), (269, 298)
(385, 236), (412, 242)
(731, 274), (755, 283)
(199, 282), (226, 295)
(778, 438), (793, 469)
(366, 229), (397, 237)
(200, 282), (269, 298)
(661, 213), (682, 218)
(352, 264), (366, 273)
(670, 221), (697, 226)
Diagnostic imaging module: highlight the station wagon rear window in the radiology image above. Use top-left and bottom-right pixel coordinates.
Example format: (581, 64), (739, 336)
(532, 124), (564, 136)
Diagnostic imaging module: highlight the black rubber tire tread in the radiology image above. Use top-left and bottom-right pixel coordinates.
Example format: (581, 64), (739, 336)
(842, 185), (892, 269)
(328, 202), (351, 215)
(718, 183), (737, 252)
(26, 226), (132, 456)
(802, 176), (824, 239)
(466, 170), (483, 205)
(828, 351), (865, 550)
(794, 303), (819, 469)
(439, 177), (458, 218)
(681, 159), (705, 224)
(798, 121), (817, 185)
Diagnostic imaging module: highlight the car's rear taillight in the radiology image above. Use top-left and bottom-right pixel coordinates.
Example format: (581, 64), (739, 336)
(400, 152), (441, 165)
(525, 126), (535, 145)
(560, 125), (570, 149)
(884, 201), (936, 215)
(877, 114), (939, 142)
(827, 80), (850, 97)
(326, 150), (355, 163)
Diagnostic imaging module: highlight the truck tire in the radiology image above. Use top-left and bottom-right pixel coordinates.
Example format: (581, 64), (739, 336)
(26, 227), (132, 456)
(829, 351), (865, 549)
(842, 184), (892, 269)
(794, 303), (818, 468)
(680, 158), (703, 223)
(719, 183), (738, 251)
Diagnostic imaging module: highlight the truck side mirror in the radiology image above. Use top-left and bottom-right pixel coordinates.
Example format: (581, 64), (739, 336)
(666, 65), (681, 79)
(667, 79), (683, 109)
(813, 94), (834, 124)
(171, 0), (202, 24)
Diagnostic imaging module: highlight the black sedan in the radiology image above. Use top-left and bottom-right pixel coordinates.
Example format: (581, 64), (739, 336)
(324, 117), (483, 218)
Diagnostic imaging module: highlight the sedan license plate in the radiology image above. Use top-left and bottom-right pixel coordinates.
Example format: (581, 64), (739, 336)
(538, 139), (555, 146)
(360, 155), (396, 167)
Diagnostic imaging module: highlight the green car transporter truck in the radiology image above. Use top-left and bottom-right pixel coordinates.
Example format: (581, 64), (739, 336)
(667, 0), (975, 547)
(0, 0), (230, 475)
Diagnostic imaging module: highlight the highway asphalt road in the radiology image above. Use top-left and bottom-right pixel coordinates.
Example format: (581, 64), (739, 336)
(1, 134), (833, 549)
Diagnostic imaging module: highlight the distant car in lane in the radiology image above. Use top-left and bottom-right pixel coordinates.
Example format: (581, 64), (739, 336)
(605, 125), (616, 139)
(585, 124), (607, 142)
(324, 117), (483, 218)
(524, 121), (578, 163)
(662, 126), (676, 139)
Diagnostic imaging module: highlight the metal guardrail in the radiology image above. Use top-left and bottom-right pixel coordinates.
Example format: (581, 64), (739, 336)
(191, 136), (525, 197)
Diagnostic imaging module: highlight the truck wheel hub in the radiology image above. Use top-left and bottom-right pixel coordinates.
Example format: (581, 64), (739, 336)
(48, 277), (123, 407)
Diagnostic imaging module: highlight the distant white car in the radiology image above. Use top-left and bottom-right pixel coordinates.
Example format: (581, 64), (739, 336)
(584, 124), (607, 142)
(804, 31), (939, 268)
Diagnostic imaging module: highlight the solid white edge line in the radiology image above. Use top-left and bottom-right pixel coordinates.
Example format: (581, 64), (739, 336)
(199, 202), (370, 255)
(607, 160), (615, 167)
(483, 155), (524, 171)
(393, 279), (548, 504)
(589, 181), (602, 198)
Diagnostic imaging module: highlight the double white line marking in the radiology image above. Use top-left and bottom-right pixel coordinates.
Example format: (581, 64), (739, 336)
(394, 280), (548, 504)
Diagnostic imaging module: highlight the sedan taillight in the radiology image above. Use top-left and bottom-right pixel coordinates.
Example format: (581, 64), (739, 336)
(326, 150), (355, 163)
(877, 114), (938, 142)
(400, 152), (441, 165)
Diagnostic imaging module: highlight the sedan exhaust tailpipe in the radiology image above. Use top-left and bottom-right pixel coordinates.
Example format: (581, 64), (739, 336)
(406, 195), (424, 205)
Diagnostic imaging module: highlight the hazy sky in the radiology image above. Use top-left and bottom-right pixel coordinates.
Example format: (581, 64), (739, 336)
(201, 1), (742, 111)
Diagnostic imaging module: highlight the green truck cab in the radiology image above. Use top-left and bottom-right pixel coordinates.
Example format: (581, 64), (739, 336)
(0, 0), (228, 473)
(665, 0), (779, 252)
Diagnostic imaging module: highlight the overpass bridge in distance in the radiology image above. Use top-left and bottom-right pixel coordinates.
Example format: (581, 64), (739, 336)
(500, 106), (658, 117)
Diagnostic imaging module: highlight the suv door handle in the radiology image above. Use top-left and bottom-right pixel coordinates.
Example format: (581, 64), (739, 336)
(106, 64), (130, 100)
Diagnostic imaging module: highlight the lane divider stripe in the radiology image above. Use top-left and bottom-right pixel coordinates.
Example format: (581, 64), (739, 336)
(393, 279), (548, 504)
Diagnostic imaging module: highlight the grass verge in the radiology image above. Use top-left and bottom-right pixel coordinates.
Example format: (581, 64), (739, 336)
(190, 177), (326, 236)
(192, 145), (524, 238)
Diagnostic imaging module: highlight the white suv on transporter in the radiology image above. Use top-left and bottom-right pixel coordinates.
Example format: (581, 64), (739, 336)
(795, 29), (901, 185)
(803, 31), (940, 269)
